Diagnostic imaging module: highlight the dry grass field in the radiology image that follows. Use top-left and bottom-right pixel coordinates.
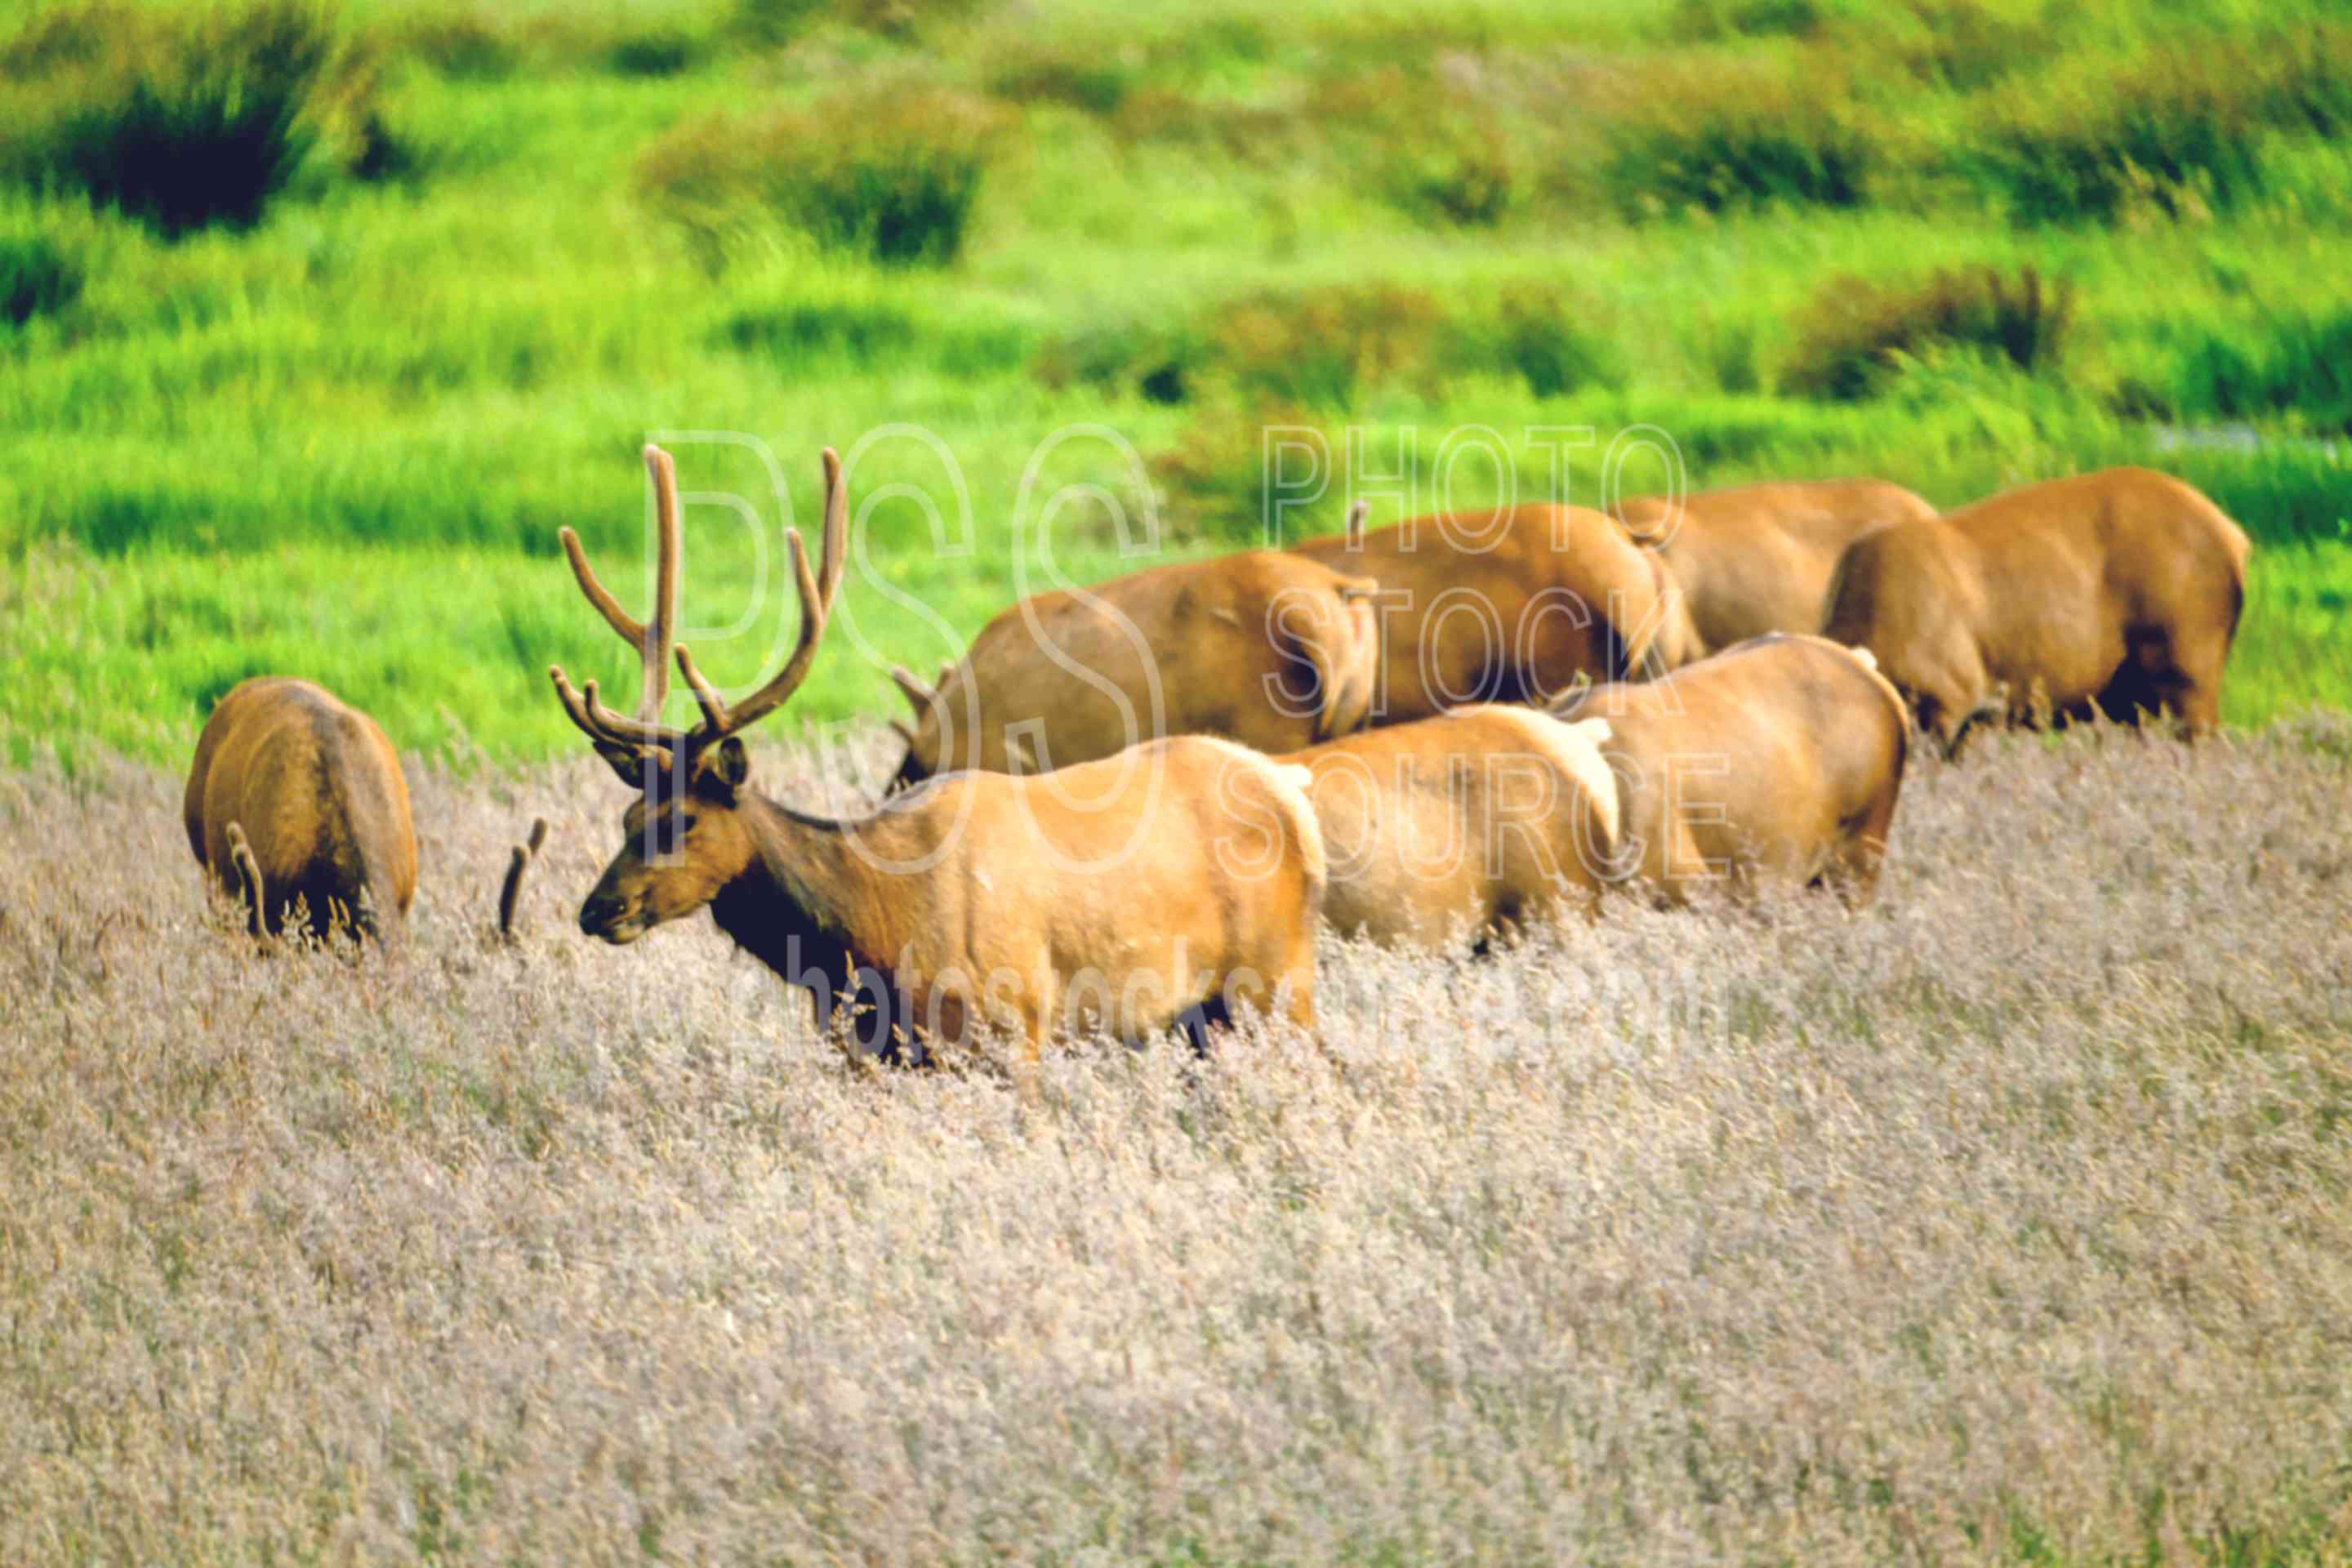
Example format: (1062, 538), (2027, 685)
(4, 720), (2351, 1563)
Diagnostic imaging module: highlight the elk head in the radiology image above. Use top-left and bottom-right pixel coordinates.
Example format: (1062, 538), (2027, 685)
(550, 443), (847, 944)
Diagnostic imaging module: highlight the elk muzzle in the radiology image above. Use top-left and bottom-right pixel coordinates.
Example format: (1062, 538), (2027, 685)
(577, 882), (648, 944)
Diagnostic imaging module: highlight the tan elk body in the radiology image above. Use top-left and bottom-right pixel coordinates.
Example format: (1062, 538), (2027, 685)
(1615, 479), (1938, 652)
(1565, 634), (1909, 904)
(889, 546), (1379, 786)
(1281, 705), (1619, 950)
(183, 677), (417, 939)
(553, 446), (1325, 1058)
(1820, 467), (2252, 753)
(1288, 502), (1701, 724)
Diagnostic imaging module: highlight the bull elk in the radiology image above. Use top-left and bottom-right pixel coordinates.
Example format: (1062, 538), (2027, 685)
(1557, 634), (1909, 905)
(1288, 500), (1701, 725)
(1820, 467), (2252, 755)
(1615, 479), (1939, 653)
(1280, 705), (1619, 951)
(183, 677), (417, 941)
(887, 537), (1380, 788)
(552, 444), (1325, 1058)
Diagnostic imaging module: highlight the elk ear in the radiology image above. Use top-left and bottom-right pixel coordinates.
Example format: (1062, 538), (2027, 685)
(700, 736), (751, 800)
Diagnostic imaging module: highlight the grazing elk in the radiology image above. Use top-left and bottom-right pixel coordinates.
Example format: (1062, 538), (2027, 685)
(1557, 634), (1909, 905)
(1615, 478), (1938, 653)
(183, 677), (417, 941)
(1281, 706), (1619, 951)
(553, 445), (1325, 1058)
(886, 542), (1379, 787)
(1820, 467), (2252, 755)
(1287, 501), (1701, 725)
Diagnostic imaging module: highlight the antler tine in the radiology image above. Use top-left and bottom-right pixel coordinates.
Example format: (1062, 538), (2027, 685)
(685, 446), (849, 742)
(1344, 498), (1368, 549)
(639, 443), (681, 724)
(890, 665), (938, 711)
(549, 665), (684, 760)
(554, 442), (685, 728)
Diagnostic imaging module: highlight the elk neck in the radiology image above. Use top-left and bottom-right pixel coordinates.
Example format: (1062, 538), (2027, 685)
(705, 790), (905, 987)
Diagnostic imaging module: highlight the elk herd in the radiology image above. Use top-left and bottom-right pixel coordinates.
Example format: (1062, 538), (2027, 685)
(185, 444), (2252, 1060)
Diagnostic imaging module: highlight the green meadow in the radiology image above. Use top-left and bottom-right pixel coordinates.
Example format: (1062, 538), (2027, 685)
(2, 0), (2348, 767)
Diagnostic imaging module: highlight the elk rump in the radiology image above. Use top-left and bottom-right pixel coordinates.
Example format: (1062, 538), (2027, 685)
(1615, 478), (1938, 653)
(1821, 467), (2252, 753)
(184, 677), (417, 940)
(1566, 634), (1909, 905)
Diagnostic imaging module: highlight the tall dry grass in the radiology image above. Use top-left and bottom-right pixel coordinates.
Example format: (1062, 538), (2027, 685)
(2, 720), (2350, 1562)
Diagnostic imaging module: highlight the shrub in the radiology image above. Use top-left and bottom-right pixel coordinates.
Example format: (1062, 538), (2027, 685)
(1783, 265), (2079, 401)
(1208, 284), (1454, 409)
(1310, 68), (1521, 229)
(1601, 61), (1878, 216)
(2169, 311), (2352, 435)
(1961, 29), (2350, 227)
(638, 87), (1006, 270)
(1669, 0), (1834, 40)
(1031, 317), (1208, 405)
(1964, 56), (2259, 226)
(986, 44), (1136, 114)
(607, 29), (702, 78)
(1147, 404), (1338, 541)
(737, 0), (975, 42)
(1475, 285), (1626, 399)
(389, 9), (521, 79)
(0, 3), (336, 238)
(0, 230), (82, 327)
(721, 296), (1030, 379)
(1041, 280), (1624, 410)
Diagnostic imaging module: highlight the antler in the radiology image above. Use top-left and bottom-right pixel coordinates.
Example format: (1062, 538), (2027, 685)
(550, 444), (693, 773)
(1344, 498), (1368, 549)
(559, 444), (681, 724)
(673, 445), (849, 745)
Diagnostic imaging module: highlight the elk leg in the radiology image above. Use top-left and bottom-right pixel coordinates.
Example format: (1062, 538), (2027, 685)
(1174, 1001), (1217, 1058)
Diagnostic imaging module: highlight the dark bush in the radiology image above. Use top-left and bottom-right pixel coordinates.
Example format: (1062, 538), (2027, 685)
(1, 3), (336, 238)
(608, 29), (702, 78)
(2170, 312), (2352, 435)
(1965, 62), (2256, 225)
(1670, 0), (1832, 40)
(638, 87), (1006, 270)
(1478, 285), (1626, 399)
(0, 231), (83, 327)
(1784, 265), (2079, 401)
(1602, 63), (1877, 216)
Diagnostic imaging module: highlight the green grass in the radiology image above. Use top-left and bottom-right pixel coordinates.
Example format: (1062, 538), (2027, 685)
(0, 0), (2347, 768)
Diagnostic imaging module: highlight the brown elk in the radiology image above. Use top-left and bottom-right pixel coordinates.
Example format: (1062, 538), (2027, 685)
(183, 677), (417, 940)
(1287, 501), (1701, 725)
(1557, 634), (1909, 905)
(1820, 467), (2252, 755)
(552, 445), (1325, 1058)
(1281, 706), (1619, 951)
(887, 537), (1380, 788)
(1614, 478), (1938, 653)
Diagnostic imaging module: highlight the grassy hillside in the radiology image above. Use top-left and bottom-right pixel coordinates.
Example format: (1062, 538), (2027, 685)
(2, 0), (2348, 767)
